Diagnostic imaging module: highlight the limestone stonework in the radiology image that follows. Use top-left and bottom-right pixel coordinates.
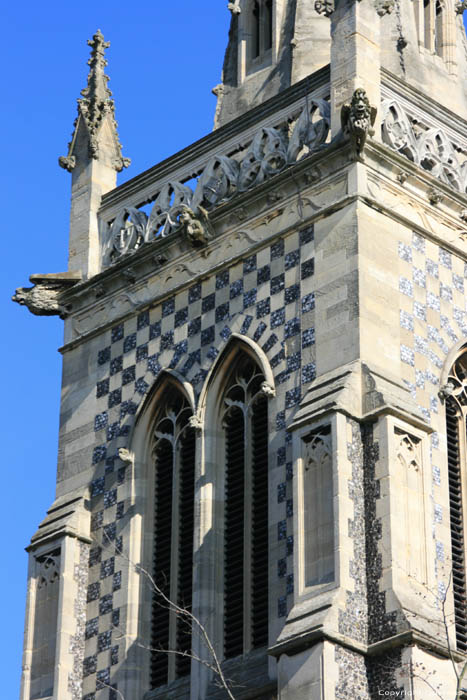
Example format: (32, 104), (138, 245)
(14, 2), (467, 699)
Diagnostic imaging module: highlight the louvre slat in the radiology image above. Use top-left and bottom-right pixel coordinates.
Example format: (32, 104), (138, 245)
(151, 439), (173, 688)
(224, 407), (245, 659)
(176, 427), (196, 678)
(251, 397), (269, 650)
(446, 401), (467, 652)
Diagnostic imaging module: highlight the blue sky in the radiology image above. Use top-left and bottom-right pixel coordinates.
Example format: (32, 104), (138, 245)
(3, 4), (467, 698)
(2, 3), (228, 697)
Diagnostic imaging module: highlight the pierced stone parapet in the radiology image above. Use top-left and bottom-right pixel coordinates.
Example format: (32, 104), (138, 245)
(381, 98), (467, 194)
(101, 97), (330, 267)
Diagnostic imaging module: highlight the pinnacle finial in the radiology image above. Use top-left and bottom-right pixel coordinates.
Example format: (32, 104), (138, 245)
(59, 30), (130, 173)
(81, 29), (112, 105)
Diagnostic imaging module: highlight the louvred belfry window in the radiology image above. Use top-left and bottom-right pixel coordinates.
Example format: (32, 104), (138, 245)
(222, 356), (269, 658)
(445, 350), (467, 652)
(248, 0), (273, 63)
(151, 392), (196, 687)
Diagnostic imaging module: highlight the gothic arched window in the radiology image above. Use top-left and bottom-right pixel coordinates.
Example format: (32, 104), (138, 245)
(150, 389), (196, 687)
(445, 349), (467, 652)
(419, 0), (446, 57)
(221, 353), (269, 658)
(247, 0), (273, 67)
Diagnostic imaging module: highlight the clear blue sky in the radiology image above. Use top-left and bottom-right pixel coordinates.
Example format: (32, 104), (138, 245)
(2, 4), (467, 698)
(2, 3), (228, 697)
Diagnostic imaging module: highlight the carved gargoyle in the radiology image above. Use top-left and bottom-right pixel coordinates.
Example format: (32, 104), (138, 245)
(179, 205), (214, 247)
(12, 272), (81, 319)
(341, 88), (377, 160)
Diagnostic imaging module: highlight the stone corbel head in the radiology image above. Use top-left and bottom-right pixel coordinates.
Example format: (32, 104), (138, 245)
(180, 205), (213, 248)
(260, 381), (276, 399)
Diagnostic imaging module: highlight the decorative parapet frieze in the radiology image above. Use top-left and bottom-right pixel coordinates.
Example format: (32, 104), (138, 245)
(12, 271), (81, 319)
(381, 98), (467, 194)
(101, 97), (330, 268)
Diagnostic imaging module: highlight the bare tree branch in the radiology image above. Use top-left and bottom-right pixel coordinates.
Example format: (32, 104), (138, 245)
(99, 531), (237, 699)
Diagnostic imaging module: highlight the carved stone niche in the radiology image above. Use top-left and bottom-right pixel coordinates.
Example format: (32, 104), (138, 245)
(12, 271), (81, 318)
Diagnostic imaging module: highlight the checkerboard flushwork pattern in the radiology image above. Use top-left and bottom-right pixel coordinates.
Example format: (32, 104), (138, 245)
(83, 225), (316, 696)
(398, 230), (467, 573)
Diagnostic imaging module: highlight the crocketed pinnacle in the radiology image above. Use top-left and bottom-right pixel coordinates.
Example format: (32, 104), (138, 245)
(59, 30), (130, 173)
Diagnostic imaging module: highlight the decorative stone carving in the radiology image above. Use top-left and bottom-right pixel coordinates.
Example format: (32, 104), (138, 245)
(442, 355), (467, 413)
(180, 205), (213, 247)
(123, 268), (137, 284)
(188, 414), (203, 431)
(12, 272), (81, 319)
(58, 155), (76, 172)
(460, 209), (467, 222)
(375, 0), (394, 15)
(382, 98), (467, 193)
(428, 189), (443, 206)
(396, 432), (421, 472)
(456, 1), (467, 14)
(341, 88), (377, 160)
(37, 553), (60, 588)
(227, 1), (241, 14)
(314, 0), (334, 16)
(260, 381), (276, 398)
(238, 127), (288, 191)
(94, 283), (106, 298)
(287, 100), (330, 163)
(59, 30), (130, 172)
(397, 171), (409, 185)
(102, 96), (331, 267)
(192, 155), (240, 210)
(439, 382), (455, 402)
(117, 448), (133, 463)
(147, 181), (194, 238)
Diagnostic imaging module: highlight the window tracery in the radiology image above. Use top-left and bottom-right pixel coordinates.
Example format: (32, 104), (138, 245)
(150, 390), (196, 687)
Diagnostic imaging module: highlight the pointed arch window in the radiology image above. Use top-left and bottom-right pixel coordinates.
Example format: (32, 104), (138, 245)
(150, 390), (196, 687)
(222, 354), (269, 658)
(418, 0), (446, 57)
(445, 349), (467, 652)
(247, 0), (273, 68)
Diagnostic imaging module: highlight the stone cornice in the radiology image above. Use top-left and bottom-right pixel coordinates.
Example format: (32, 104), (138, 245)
(269, 626), (467, 663)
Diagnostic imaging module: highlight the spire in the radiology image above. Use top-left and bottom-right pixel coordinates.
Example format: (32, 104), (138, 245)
(59, 30), (130, 172)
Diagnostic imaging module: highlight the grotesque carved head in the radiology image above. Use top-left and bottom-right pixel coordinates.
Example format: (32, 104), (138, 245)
(351, 88), (371, 121)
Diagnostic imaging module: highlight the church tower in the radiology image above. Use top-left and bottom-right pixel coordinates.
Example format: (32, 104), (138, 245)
(15, 2), (467, 698)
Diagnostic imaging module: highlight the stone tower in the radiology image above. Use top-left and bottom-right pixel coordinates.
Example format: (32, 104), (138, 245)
(15, 2), (467, 698)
